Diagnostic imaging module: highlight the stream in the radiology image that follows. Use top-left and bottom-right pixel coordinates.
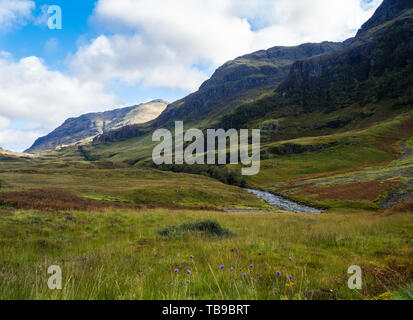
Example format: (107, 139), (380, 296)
(246, 189), (324, 214)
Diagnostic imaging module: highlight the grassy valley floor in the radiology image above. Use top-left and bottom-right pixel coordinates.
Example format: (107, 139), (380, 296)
(0, 110), (412, 300)
(0, 207), (411, 300)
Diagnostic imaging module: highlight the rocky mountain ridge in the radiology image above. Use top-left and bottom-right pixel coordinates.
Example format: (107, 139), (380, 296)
(153, 42), (346, 127)
(26, 100), (168, 153)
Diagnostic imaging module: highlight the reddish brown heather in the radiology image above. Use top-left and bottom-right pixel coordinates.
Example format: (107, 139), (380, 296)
(384, 200), (413, 214)
(373, 115), (413, 157)
(0, 188), (217, 212)
(297, 181), (403, 201)
(0, 188), (138, 211)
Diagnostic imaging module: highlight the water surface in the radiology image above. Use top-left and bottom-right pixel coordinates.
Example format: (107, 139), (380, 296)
(246, 189), (324, 214)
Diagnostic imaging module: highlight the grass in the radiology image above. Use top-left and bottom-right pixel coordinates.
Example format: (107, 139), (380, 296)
(0, 161), (267, 210)
(0, 207), (411, 300)
(158, 220), (233, 238)
(247, 112), (413, 209)
(390, 285), (413, 300)
(0, 104), (411, 300)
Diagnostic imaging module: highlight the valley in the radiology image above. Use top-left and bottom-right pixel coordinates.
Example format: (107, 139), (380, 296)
(0, 0), (412, 300)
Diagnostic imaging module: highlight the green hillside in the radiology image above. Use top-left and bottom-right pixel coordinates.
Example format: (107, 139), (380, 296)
(1, 0), (412, 300)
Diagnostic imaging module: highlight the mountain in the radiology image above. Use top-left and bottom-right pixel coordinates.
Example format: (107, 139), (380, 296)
(357, 0), (413, 36)
(82, 0), (413, 167)
(220, 0), (413, 134)
(153, 42), (345, 128)
(46, 0), (413, 157)
(0, 147), (33, 159)
(279, 0), (413, 101)
(26, 99), (168, 153)
(92, 42), (346, 144)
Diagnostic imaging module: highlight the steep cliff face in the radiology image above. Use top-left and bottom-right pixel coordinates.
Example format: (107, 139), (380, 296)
(357, 0), (413, 36)
(26, 100), (168, 153)
(219, 0), (413, 131)
(278, 0), (413, 111)
(153, 42), (345, 127)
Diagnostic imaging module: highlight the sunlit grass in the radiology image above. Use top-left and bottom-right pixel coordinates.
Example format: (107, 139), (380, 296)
(0, 208), (411, 300)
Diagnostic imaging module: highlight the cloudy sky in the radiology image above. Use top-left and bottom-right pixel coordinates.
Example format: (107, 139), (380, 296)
(0, 0), (382, 152)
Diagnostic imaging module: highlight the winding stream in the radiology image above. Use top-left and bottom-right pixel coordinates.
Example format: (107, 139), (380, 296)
(246, 189), (324, 214)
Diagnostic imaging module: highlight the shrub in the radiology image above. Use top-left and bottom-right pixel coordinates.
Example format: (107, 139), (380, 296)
(158, 220), (233, 238)
(152, 163), (247, 187)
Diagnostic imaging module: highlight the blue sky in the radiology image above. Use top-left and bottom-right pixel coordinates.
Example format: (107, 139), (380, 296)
(0, 0), (382, 152)
(1, 1), (94, 69)
(0, 1), (190, 104)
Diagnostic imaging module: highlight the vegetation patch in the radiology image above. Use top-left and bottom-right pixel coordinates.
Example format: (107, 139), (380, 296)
(390, 284), (413, 300)
(152, 163), (247, 187)
(385, 200), (413, 214)
(297, 181), (403, 201)
(363, 260), (413, 294)
(158, 220), (233, 238)
(0, 188), (142, 211)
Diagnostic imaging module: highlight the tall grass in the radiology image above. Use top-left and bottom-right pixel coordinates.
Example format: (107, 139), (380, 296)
(0, 208), (411, 300)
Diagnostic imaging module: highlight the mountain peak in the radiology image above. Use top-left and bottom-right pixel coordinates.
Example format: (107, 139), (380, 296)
(357, 0), (413, 36)
(26, 99), (169, 153)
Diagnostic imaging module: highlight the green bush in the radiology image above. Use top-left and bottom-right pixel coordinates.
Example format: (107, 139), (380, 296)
(152, 163), (247, 187)
(158, 220), (233, 238)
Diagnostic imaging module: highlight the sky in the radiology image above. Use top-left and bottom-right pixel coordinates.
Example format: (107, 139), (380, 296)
(0, 0), (382, 152)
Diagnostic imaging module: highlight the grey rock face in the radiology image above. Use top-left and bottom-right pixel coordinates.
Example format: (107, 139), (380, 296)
(154, 42), (345, 127)
(26, 100), (168, 153)
(279, 0), (413, 97)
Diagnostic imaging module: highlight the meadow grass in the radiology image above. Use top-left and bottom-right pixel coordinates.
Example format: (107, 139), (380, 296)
(0, 161), (266, 210)
(0, 110), (412, 300)
(0, 208), (411, 300)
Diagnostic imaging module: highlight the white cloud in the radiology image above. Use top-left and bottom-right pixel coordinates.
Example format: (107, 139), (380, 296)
(1, 0), (383, 151)
(0, 128), (40, 152)
(0, 0), (34, 30)
(45, 38), (59, 54)
(0, 115), (10, 130)
(33, 4), (49, 27)
(72, 0), (381, 91)
(0, 53), (120, 151)
(71, 34), (208, 91)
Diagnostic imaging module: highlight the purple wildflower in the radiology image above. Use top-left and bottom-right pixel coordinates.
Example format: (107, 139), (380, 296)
(187, 269), (191, 275)
(170, 283), (174, 287)
(289, 275), (293, 280)
(249, 264), (254, 268)
(174, 269), (179, 273)
(242, 273), (247, 278)
(276, 271), (281, 276)
(230, 267), (234, 272)
(220, 265), (224, 270)
(187, 280), (190, 284)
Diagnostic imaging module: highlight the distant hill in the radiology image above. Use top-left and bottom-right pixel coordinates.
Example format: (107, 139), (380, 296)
(0, 147), (33, 159)
(26, 100), (168, 153)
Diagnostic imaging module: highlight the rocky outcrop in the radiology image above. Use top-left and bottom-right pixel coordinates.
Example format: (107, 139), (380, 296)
(278, 0), (413, 111)
(93, 124), (146, 144)
(153, 42), (345, 127)
(26, 100), (168, 153)
(218, 0), (413, 131)
(357, 0), (413, 37)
